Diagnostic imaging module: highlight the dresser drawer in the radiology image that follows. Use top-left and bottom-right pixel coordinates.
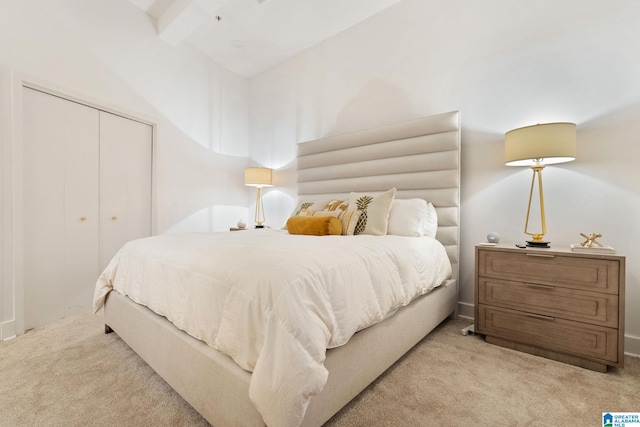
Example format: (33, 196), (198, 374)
(478, 278), (618, 327)
(478, 250), (620, 294)
(478, 305), (619, 363)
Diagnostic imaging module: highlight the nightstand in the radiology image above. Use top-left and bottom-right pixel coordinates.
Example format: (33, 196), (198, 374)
(474, 244), (625, 372)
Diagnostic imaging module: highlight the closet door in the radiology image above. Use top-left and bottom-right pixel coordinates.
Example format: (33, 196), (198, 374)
(99, 112), (152, 271)
(22, 88), (99, 330)
(65, 101), (100, 317)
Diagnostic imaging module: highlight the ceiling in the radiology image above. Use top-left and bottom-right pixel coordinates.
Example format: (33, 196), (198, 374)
(127, 0), (404, 77)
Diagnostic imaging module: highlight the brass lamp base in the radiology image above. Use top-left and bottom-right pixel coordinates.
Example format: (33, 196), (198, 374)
(523, 165), (549, 249)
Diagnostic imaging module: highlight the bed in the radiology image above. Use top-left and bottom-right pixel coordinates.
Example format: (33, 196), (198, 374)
(95, 110), (461, 427)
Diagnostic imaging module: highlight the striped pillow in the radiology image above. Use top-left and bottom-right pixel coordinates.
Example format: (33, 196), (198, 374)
(337, 209), (361, 236)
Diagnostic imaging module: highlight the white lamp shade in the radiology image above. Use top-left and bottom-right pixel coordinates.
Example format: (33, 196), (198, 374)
(505, 122), (576, 167)
(244, 167), (273, 187)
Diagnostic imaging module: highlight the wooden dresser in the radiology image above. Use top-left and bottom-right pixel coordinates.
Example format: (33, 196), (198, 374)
(475, 244), (625, 372)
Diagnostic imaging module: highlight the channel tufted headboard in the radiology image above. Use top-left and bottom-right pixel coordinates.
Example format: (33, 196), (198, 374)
(296, 111), (461, 282)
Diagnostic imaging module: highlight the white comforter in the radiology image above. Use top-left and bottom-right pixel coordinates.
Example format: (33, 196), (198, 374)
(93, 229), (451, 427)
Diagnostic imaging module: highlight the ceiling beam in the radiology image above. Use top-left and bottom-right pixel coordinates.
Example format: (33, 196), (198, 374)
(157, 0), (205, 46)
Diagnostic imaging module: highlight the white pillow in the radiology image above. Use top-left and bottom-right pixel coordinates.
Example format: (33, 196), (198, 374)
(348, 188), (396, 235)
(424, 202), (438, 238)
(387, 198), (428, 237)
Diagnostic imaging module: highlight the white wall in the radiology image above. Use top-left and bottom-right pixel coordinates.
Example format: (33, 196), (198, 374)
(0, 0), (252, 337)
(249, 0), (640, 353)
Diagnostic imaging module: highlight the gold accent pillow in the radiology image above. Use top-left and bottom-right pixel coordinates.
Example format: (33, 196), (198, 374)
(325, 199), (349, 212)
(283, 200), (331, 229)
(286, 216), (342, 236)
(295, 208), (360, 236)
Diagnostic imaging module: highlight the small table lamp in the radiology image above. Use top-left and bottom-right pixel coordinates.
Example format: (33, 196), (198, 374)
(505, 122), (576, 247)
(244, 167), (273, 228)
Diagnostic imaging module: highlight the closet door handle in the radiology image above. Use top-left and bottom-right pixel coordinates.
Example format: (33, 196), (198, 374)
(112, 216), (118, 221)
(80, 217), (87, 221)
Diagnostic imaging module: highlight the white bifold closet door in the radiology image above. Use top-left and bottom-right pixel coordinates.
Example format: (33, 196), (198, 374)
(22, 89), (99, 330)
(22, 87), (152, 330)
(98, 111), (152, 271)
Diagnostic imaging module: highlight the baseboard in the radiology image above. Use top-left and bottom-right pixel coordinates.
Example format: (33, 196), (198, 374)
(457, 301), (474, 320)
(1, 320), (16, 341)
(625, 334), (640, 357)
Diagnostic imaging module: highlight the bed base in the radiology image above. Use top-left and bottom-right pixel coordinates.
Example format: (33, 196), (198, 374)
(104, 278), (457, 427)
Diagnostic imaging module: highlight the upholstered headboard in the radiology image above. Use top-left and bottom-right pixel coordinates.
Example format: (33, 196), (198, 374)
(296, 111), (461, 281)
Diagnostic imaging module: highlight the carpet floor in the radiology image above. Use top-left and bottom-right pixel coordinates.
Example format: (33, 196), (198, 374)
(1, 312), (638, 426)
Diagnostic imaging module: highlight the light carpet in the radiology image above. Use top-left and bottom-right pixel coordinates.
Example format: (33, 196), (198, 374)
(1, 312), (638, 426)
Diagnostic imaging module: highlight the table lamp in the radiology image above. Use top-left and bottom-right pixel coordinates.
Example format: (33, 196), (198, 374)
(244, 167), (273, 228)
(505, 122), (576, 247)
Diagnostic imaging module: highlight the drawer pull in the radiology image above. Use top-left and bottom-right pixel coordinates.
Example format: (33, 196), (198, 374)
(526, 283), (555, 291)
(525, 312), (555, 321)
(526, 253), (555, 258)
